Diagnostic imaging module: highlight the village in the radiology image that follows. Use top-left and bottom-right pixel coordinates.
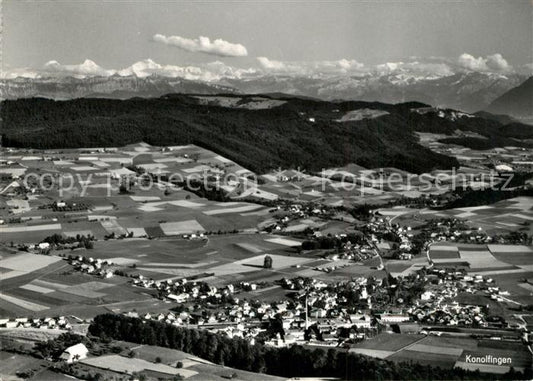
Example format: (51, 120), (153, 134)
(0, 142), (532, 379)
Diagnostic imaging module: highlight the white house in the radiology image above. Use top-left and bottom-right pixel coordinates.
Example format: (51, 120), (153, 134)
(38, 242), (50, 250)
(379, 314), (410, 323)
(60, 343), (88, 363)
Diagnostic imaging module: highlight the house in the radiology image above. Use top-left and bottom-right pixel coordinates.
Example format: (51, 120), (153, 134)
(5, 321), (18, 328)
(379, 314), (410, 323)
(38, 242), (50, 250)
(60, 343), (89, 363)
(420, 291), (434, 301)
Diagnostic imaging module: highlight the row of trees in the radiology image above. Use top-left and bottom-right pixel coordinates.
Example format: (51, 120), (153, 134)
(42, 233), (95, 249)
(89, 314), (530, 380)
(443, 187), (533, 209)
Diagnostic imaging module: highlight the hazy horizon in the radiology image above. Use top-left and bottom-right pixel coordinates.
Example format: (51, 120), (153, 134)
(3, 0), (532, 79)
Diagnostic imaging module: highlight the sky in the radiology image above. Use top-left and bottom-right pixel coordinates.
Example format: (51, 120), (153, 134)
(2, 0), (532, 79)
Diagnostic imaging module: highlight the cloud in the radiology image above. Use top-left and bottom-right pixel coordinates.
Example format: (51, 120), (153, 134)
(522, 63), (533, 73)
(43, 59), (116, 77)
(115, 59), (256, 81)
(375, 61), (453, 78)
(153, 34), (248, 57)
(257, 57), (287, 71)
(205, 61), (257, 78)
(485, 53), (510, 71)
(0, 58), (255, 82)
(458, 53), (488, 71)
(257, 56), (455, 79)
(458, 53), (511, 72)
(0, 67), (41, 79)
(257, 57), (365, 75)
(1, 54), (520, 81)
(336, 59), (364, 71)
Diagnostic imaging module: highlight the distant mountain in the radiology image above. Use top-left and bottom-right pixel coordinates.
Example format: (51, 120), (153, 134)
(486, 76), (533, 121)
(0, 71), (526, 113)
(224, 71), (525, 112)
(0, 75), (238, 100)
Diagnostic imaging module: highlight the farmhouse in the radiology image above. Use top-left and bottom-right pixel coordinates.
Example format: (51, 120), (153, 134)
(60, 343), (89, 363)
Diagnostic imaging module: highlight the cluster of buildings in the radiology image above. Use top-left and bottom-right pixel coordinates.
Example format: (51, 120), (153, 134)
(67, 255), (114, 278)
(266, 203), (333, 232)
(124, 276), (395, 347)
(0, 316), (72, 330)
(118, 257), (528, 349)
(408, 268), (506, 328)
(132, 276), (239, 304)
(366, 215), (415, 257)
(331, 239), (380, 263)
(123, 293), (378, 348)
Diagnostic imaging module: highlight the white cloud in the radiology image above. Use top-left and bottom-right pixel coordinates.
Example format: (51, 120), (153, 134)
(205, 61), (257, 79)
(153, 34), (248, 57)
(485, 53), (510, 71)
(1, 55), (519, 81)
(376, 62), (402, 72)
(43, 59), (116, 77)
(0, 59), (254, 82)
(256, 56), (455, 80)
(257, 57), (287, 71)
(337, 59), (364, 71)
(375, 61), (453, 78)
(116, 59), (256, 82)
(257, 57), (365, 75)
(117, 59), (221, 81)
(458, 53), (489, 71)
(458, 53), (511, 72)
(523, 63), (533, 73)
(0, 67), (41, 79)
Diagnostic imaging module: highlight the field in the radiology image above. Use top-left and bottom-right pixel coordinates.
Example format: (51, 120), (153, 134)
(0, 143), (281, 246)
(0, 228), (311, 318)
(352, 333), (531, 372)
(81, 354), (197, 378)
(0, 141), (497, 245)
(72, 341), (286, 381)
(389, 197), (533, 236)
(351, 333), (424, 352)
(0, 351), (48, 381)
(0, 253), (63, 280)
(387, 349), (459, 368)
(1, 142), (531, 379)
(429, 243), (532, 275)
(0, 246), (163, 318)
(113, 342), (286, 381)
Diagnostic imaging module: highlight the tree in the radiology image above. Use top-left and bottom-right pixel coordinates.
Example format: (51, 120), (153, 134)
(88, 313), (522, 380)
(263, 255), (273, 269)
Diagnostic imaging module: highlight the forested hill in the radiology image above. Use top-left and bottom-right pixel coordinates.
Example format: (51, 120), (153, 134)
(0, 93), (513, 174)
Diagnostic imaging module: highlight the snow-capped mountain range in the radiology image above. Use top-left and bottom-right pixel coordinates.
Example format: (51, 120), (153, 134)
(1, 58), (529, 113)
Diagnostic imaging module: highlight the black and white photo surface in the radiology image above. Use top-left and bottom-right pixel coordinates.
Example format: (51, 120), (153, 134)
(0, 1), (532, 380)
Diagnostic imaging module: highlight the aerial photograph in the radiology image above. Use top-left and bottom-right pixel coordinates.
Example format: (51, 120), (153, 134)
(0, 1), (532, 380)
